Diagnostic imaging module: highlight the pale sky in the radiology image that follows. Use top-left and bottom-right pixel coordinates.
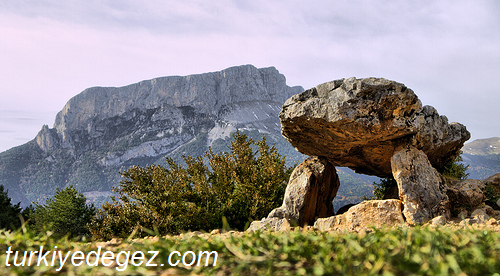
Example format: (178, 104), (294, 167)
(1, 0), (499, 152)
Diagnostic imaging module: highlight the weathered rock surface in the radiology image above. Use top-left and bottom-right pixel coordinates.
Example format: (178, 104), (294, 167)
(429, 215), (447, 226)
(47, 65), (303, 154)
(471, 209), (490, 222)
(246, 217), (291, 232)
(268, 156), (340, 226)
(391, 146), (450, 224)
(446, 173), (500, 215)
(280, 77), (470, 178)
(446, 179), (485, 215)
(314, 199), (404, 231)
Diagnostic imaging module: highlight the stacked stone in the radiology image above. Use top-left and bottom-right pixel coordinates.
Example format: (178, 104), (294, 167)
(249, 77), (472, 231)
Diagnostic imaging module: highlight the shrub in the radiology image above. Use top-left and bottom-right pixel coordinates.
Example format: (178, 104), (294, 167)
(0, 185), (22, 231)
(373, 177), (398, 200)
(90, 132), (294, 240)
(484, 183), (500, 210)
(33, 184), (96, 238)
(440, 153), (469, 180)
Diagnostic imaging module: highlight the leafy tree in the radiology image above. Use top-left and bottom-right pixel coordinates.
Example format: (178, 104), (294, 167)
(373, 177), (398, 200)
(20, 204), (36, 228)
(90, 132), (294, 240)
(33, 184), (96, 238)
(439, 153), (469, 180)
(0, 185), (22, 231)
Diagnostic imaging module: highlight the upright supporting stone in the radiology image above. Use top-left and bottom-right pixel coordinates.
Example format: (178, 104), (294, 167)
(268, 156), (340, 226)
(391, 146), (450, 224)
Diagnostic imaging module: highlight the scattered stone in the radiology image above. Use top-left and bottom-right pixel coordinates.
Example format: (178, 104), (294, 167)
(458, 210), (468, 220)
(210, 229), (220, 235)
(314, 199), (404, 232)
(278, 219), (292, 232)
(471, 209), (490, 223)
(269, 156), (340, 226)
(484, 205), (495, 217)
(459, 218), (480, 226)
(302, 226), (315, 232)
(280, 77), (469, 178)
(391, 146), (450, 224)
(247, 217), (290, 232)
(430, 216), (447, 226)
(484, 173), (500, 186)
(486, 218), (498, 226)
(267, 207), (286, 219)
(497, 199), (500, 209)
(446, 179), (485, 212)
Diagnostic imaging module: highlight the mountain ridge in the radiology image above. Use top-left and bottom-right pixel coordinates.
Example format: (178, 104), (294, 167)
(463, 137), (500, 156)
(40, 65), (302, 154)
(1, 65), (304, 206)
(462, 137), (500, 179)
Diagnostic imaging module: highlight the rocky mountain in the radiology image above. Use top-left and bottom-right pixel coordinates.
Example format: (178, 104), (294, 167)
(462, 137), (500, 179)
(1, 65), (307, 206)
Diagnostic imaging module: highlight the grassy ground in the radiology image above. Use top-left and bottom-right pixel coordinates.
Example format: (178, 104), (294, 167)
(1, 225), (500, 275)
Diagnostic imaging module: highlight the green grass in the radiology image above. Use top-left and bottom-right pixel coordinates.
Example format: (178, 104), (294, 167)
(1, 226), (500, 275)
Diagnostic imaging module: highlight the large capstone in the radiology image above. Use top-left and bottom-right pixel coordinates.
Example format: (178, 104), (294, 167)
(279, 77), (470, 178)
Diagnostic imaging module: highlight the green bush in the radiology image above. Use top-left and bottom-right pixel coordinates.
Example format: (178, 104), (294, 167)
(90, 132), (294, 240)
(0, 185), (22, 231)
(372, 177), (398, 200)
(440, 153), (470, 180)
(484, 183), (500, 210)
(33, 184), (96, 238)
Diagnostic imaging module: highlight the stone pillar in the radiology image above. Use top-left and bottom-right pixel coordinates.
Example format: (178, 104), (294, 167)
(391, 146), (450, 224)
(269, 156), (340, 226)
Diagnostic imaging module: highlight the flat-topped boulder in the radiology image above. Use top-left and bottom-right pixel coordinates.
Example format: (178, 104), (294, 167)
(279, 77), (470, 178)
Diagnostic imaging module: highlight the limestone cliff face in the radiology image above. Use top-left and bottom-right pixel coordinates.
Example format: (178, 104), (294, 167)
(53, 66), (296, 132)
(36, 64), (302, 156)
(5, 65), (303, 205)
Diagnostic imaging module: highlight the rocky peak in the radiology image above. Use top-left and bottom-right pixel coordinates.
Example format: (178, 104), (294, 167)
(37, 65), (302, 154)
(35, 125), (60, 152)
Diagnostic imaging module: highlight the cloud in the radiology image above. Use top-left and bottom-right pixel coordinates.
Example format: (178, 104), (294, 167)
(0, 0), (499, 151)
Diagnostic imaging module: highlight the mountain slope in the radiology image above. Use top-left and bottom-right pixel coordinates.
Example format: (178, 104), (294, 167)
(462, 137), (500, 179)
